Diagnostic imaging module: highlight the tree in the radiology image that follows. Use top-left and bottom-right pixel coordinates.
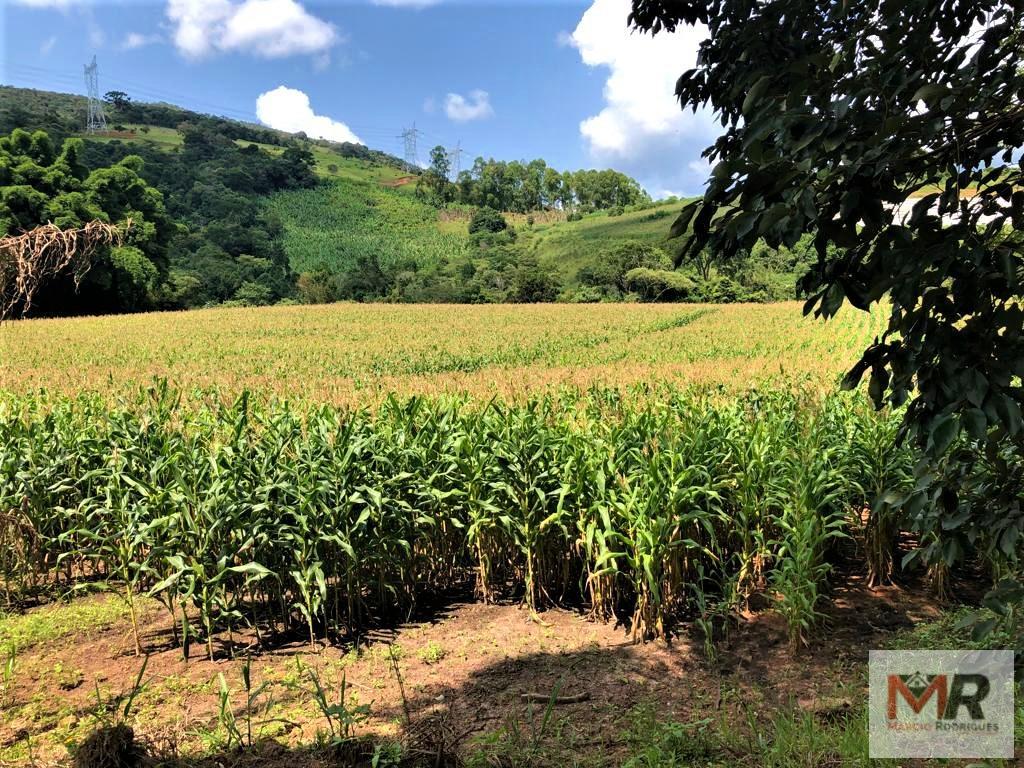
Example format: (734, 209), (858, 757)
(468, 207), (509, 235)
(579, 240), (672, 296)
(422, 145), (453, 204)
(623, 267), (695, 302)
(631, 1), (1023, 600)
(429, 145), (451, 181)
(104, 91), (131, 110)
(0, 129), (172, 313)
(512, 254), (560, 303)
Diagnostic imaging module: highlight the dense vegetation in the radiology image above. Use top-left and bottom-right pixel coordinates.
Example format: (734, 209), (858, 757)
(0, 88), (412, 314)
(4, 383), (1019, 657)
(3, 86), (823, 313)
(419, 147), (648, 213)
(630, 0), (1024, 615)
(82, 125), (318, 309)
(0, 128), (174, 314)
(0, 385), (894, 654)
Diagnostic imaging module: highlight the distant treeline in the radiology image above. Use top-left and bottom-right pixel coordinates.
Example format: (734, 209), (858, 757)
(418, 147), (648, 214)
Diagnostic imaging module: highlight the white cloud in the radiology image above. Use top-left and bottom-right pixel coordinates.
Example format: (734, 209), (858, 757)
(166, 0), (338, 59)
(39, 35), (57, 55)
(122, 32), (161, 51)
(256, 86), (362, 145)
(570, 0), (717, 196)
(444, 90), (493, 123)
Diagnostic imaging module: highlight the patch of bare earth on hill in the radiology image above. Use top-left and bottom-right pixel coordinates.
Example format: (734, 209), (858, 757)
(0, 574), (949, 767)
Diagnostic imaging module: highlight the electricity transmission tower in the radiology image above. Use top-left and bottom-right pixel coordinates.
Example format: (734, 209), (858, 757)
(447, 140), (467, 181)
(398, 122), (422, 167)
(83, 56), (108, 134)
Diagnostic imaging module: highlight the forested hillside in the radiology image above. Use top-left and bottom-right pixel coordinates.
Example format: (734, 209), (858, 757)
(2, 86), (812, 313)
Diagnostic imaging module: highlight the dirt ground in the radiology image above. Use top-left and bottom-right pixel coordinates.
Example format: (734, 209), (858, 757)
(0, 574), (959, 767)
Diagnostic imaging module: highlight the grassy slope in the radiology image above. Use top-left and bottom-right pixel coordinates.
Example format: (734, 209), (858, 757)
(268, 181), (687, 282)
(521, 202), (684, 283)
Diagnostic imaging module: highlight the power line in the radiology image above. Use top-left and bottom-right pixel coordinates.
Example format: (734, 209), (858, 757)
(83, 56), (107, 133)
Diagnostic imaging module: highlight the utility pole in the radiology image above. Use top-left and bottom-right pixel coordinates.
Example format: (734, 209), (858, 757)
(447, 140), (467, 181)
(397, 122), (422, 168)
(83, 56), (108, 134)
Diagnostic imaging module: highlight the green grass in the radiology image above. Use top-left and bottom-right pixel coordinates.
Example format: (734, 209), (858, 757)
(79, 124), (184, 149)
(0, 595), (131, 654)
(521, 202), (686, 283)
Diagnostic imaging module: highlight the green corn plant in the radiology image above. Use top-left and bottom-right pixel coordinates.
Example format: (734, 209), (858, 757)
(770, 417), (852, 652)
(215, 657), (273, 751)
(306, 665), (371, 747)
(1, 644), (16, 707)
(217, 671), (243, 751)
(848, 403), (913, 586)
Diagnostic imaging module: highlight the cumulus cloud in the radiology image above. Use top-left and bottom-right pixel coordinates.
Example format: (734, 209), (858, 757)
(166, 0), (338, 59)
(570, 0), (717, 196)
(256, 86), (362, 145)
(444, 90), (493, 123)
(39, 35), (57, 55)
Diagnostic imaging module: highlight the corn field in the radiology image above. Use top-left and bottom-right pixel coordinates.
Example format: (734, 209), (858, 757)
(1, 383), (915, 657)
(0, 302), (887, 405)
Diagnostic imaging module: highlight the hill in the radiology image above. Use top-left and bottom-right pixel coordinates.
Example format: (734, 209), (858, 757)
(2, 85), (810, 311)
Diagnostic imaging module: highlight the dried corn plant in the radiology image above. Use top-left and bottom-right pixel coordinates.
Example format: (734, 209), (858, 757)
(0, 219), (127, 320)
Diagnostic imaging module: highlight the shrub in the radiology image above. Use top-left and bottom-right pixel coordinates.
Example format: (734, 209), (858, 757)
(468, 207), (509, 235)
(623, 268), (696, 302)
(580, 241), (673, 296)
(512, 254), (560, 303)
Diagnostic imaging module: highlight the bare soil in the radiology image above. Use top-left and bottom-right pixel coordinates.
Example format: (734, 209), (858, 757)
(0, 573), (956, 767)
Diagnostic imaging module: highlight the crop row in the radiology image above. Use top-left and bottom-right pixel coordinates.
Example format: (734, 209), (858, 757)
(1, 384), (913, 658)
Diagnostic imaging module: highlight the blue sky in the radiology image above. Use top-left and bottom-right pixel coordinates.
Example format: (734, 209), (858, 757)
(1, 0), (716, 197)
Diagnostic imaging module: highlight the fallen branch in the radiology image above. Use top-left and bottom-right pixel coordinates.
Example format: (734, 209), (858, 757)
(0, 219), (128, 320)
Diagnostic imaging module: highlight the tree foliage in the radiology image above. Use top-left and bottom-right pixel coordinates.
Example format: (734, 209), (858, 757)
(104, 91), (131, 110)
(83, 122), (317, 309)
(631, 0), (1024, 593)
(0, 128), (172, 313)
(448, 158), (647, 213)
(468, 207), (510, 235)
(623, 267), (696, 302)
